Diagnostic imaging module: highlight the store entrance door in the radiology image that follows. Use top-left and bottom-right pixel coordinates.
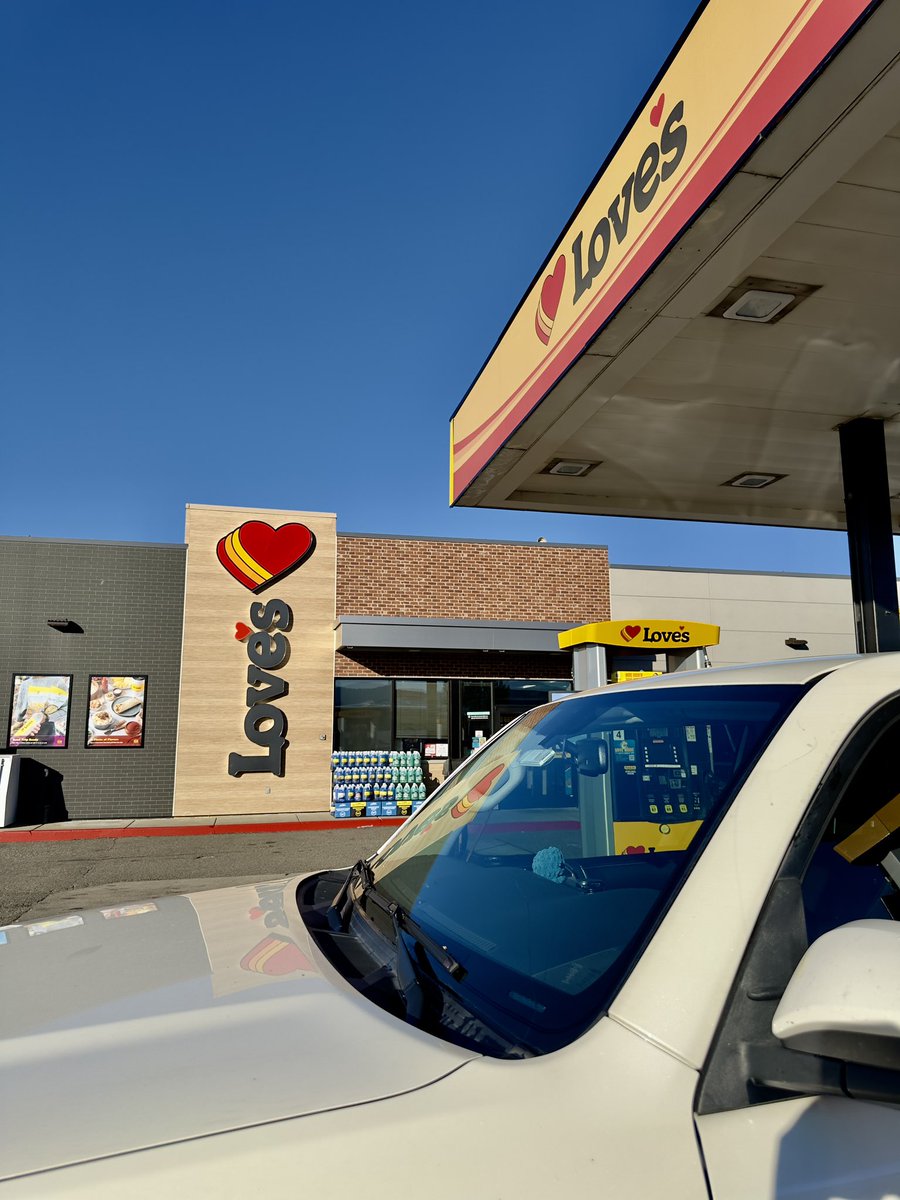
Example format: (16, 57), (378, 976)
(458, 681), (492, 759)
(451, 679), (574, 762)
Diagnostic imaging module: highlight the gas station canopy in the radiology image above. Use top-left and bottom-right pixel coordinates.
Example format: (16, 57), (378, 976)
(450, 0), (900, 536)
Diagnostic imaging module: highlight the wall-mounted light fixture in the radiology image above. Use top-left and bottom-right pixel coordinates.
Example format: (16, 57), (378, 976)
(47, 619), (84, 634)
(784, 637), (809, 651)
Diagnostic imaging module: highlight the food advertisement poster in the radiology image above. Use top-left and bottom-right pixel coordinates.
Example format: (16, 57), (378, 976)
(86, 676), (147, 748)
(8, 675), (72, 748)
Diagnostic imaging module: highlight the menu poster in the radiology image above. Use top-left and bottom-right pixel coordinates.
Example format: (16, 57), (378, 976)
(86, 676), (147, 748)
(8, 675), (72, 748)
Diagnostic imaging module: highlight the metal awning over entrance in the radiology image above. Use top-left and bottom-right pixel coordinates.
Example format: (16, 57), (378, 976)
(335, 615), (573, 654)
(450, 0), (900, 652)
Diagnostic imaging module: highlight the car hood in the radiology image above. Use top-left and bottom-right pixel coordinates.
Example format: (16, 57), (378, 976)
(0, 876), (476, 1181)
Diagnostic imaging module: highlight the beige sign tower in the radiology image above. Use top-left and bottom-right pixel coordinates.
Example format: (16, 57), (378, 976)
(174, 505), (336, 815)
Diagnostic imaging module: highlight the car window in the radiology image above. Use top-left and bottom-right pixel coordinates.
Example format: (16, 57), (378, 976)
(697, 701), (900, 1116)
(364, 684), (805, 1056)
(801, 722), (900, 941)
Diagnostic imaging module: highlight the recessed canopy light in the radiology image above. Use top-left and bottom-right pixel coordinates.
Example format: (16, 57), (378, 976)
(723, 289), (795, 322)
(709, 277), (818, 324)
(722, 472), (786, 489)
(542, 458), (601, 477)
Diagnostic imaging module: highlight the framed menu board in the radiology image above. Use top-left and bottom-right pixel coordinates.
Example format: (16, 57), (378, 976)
(8, 675), (72, 748)
(86, 676), (147, 748)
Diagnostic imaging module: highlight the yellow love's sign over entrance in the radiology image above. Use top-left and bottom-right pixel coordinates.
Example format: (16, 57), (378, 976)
(559, 620), (720, 651)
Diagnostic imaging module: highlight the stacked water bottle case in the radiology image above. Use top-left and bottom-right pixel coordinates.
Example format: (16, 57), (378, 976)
(331, 750), (428, 819)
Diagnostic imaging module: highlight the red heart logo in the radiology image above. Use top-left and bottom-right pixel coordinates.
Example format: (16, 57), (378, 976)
(624, 845), (646, 855)
(650, 93), (665, 127)
(535, 254), (567, 345)
(235, 622), (252, 641)
(679, 625), (685, 631)
(217, 521), (316, 593)
(621, 624), (642, 642)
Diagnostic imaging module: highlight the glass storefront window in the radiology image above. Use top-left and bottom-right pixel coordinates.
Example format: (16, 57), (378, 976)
(333, 677), (573, 756)
(395, 680), (449, 744)
(334, 679), (392, 751)
(493, 680), (572, 732)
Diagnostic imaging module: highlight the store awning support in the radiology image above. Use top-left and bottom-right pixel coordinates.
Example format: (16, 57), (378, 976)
(839, 418), (900, 654)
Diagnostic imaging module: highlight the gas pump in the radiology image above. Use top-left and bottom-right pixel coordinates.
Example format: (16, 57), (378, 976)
(558, 619), (721, 857)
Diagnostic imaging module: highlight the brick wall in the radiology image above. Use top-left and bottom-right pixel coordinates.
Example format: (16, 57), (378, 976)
(335, 649), (574, 680)
(0, 537), (185, 821)
(336, 536), (610, 623)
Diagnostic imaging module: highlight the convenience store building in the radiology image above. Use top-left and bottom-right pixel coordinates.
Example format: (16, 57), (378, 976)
(0, 504), (876, 822)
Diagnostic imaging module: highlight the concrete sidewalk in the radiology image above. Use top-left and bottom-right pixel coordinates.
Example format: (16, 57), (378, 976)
(0, 811), (404, 843)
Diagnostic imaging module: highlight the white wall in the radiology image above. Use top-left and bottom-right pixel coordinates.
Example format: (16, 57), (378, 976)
(609, 566), (868, 666)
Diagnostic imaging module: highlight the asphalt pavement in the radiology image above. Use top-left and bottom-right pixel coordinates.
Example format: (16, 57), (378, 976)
(0, 826), (389, 925)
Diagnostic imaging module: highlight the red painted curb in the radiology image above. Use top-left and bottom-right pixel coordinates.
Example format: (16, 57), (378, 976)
(0, 818), (405, 843)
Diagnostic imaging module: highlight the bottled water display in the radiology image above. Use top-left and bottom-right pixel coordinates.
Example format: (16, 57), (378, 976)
(331, 750), (427, 819)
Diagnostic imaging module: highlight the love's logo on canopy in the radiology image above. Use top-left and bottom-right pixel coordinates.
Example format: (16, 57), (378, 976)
(530, 96), (688, 349)
(216, 521), (316, 593)
(535, 255), (566, 346)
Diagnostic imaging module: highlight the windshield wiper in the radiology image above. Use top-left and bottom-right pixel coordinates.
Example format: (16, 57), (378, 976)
(326, 860), (465, 981)
(362, 885), (466, 983)
(325, 860), (466, 1022)
(362, 886), (427, 1022)
(326, 858), (373, 932)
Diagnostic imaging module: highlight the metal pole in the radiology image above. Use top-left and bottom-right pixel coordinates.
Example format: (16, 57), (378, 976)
(572, 643), (607, 690)
(838, 418), (900, 653)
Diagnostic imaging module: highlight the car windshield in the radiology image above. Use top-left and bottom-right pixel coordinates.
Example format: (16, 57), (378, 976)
(365, 683), (805, 1055)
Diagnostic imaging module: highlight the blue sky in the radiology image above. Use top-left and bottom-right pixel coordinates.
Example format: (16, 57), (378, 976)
(0, 0), (862, 573)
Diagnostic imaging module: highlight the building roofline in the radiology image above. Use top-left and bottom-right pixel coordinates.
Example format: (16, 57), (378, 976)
(338, 531), (608, 551)
(0, 534), (186, 551)
(609, 562), (861, 581)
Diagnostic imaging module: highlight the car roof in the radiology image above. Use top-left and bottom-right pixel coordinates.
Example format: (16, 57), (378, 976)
(568, 653), (900, 698)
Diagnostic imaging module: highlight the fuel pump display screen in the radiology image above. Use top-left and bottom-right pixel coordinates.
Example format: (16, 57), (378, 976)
(610, 722), (719, 831)
(640, 730), (691, 820)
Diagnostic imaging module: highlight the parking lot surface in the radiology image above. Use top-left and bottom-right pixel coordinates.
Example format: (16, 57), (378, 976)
(0, 826), (388, 925)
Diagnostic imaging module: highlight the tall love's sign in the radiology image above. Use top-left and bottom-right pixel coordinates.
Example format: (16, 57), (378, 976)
(217, 521), (316, 777)
(174, 506), (337, 817)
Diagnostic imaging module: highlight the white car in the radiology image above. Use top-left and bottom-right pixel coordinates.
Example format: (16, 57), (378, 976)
(4, 653), (900, 1198)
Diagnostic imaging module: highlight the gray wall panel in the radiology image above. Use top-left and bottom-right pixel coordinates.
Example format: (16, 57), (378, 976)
(0, 539), (185, 820)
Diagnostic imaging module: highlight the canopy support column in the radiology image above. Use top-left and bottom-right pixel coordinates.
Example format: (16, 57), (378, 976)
(839, 418), (900, 653)
(572, 643), (607, 691)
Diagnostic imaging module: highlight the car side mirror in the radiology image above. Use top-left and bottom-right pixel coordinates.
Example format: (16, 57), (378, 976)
(773, 920), (900, 1070)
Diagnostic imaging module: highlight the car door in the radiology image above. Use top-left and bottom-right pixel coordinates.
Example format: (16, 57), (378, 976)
(696, 699), (900, 1199)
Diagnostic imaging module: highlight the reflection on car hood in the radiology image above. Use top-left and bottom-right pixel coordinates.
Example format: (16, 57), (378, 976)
(0, 876), (475, 1181)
